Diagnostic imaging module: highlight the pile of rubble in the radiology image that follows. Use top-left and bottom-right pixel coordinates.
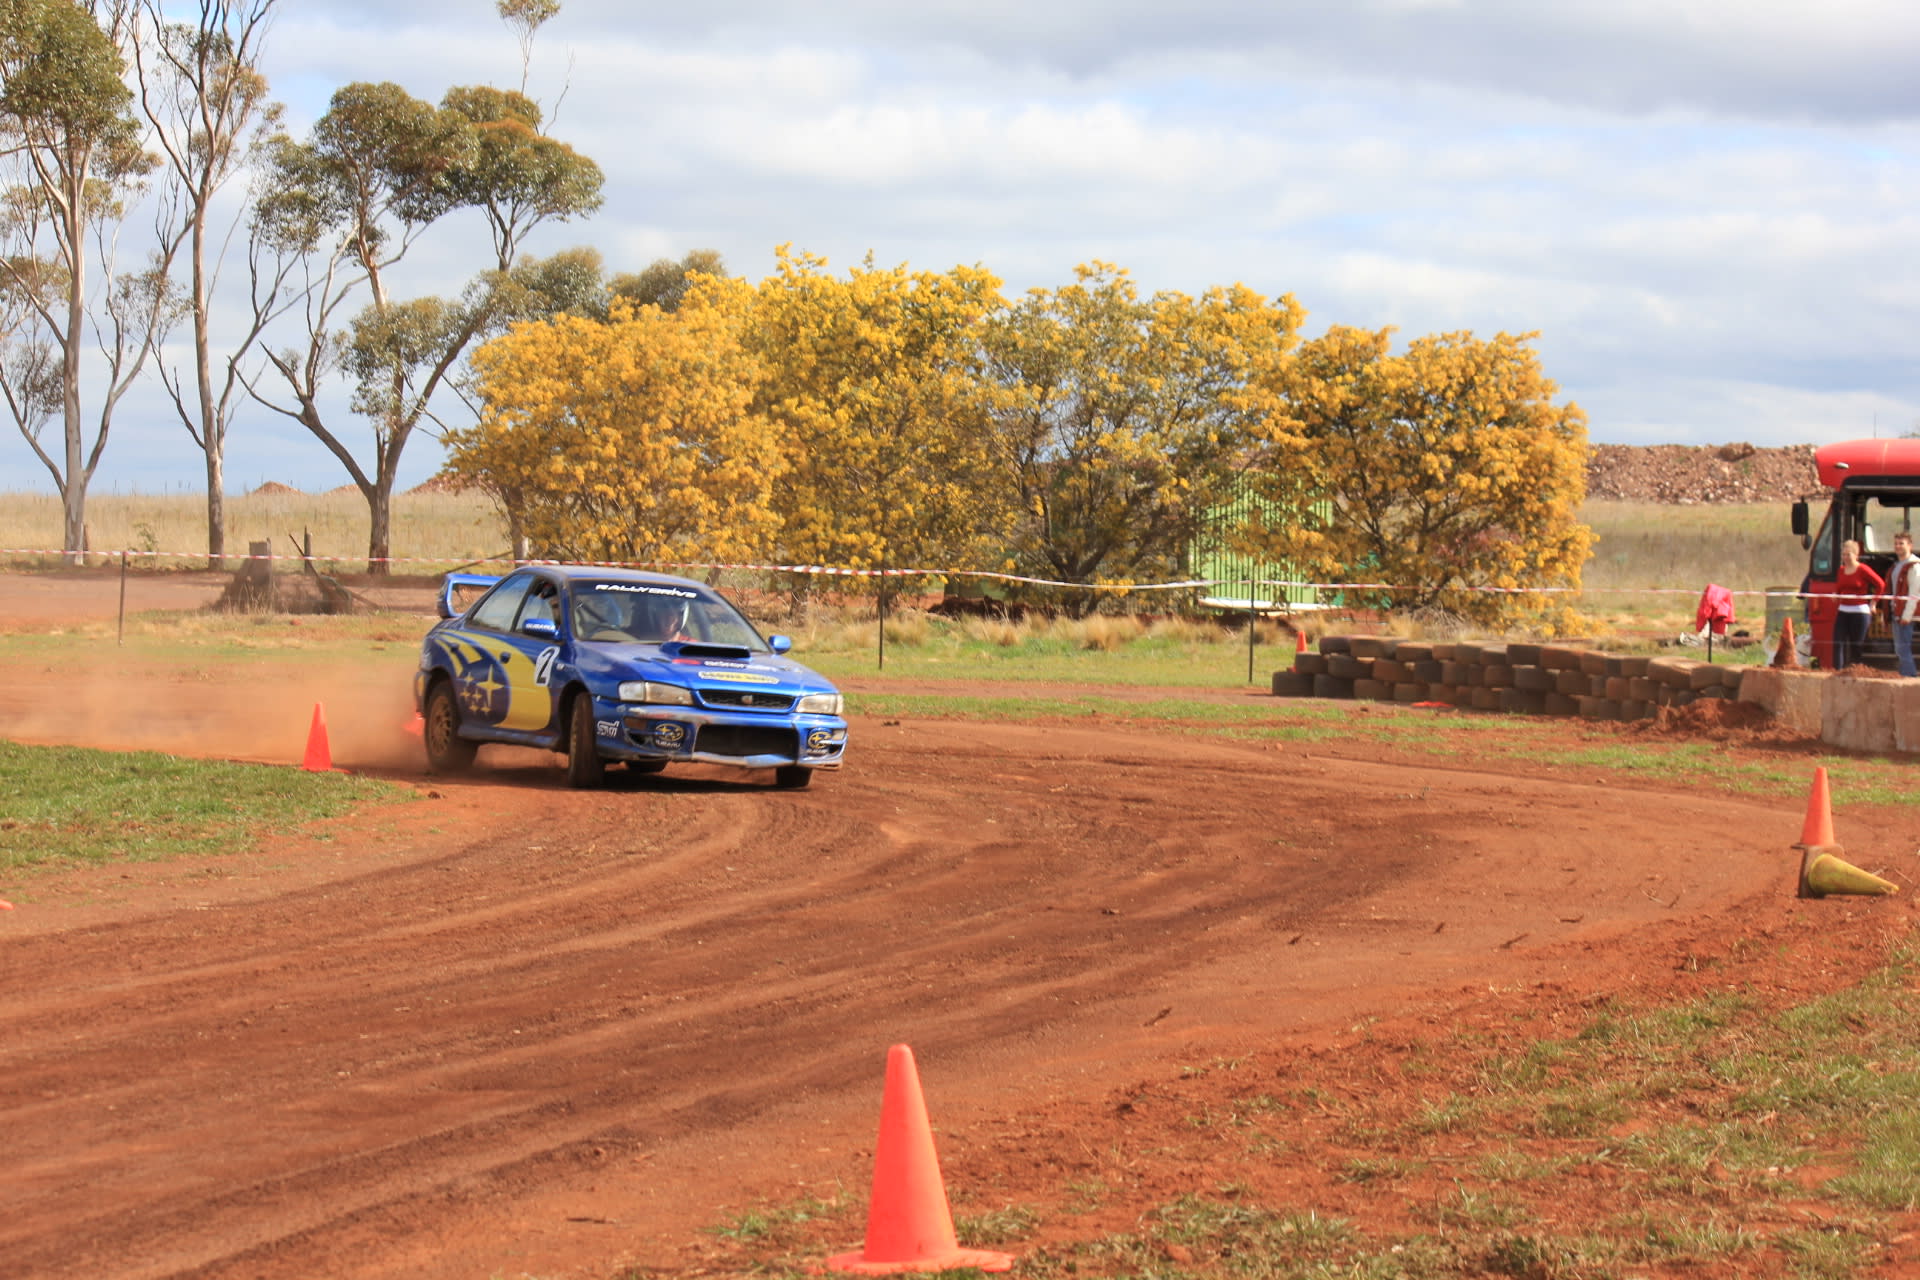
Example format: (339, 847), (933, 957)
(1586, 442), (1821, 504)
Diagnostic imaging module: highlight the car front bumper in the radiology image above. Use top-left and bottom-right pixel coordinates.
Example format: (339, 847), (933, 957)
(597, 698), (849, 771)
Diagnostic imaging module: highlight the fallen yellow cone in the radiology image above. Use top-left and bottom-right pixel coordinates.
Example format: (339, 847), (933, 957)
(1798, 845), (1899, 899)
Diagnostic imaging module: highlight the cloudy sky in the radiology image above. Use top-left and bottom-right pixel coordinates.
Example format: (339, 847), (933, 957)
(14, 0), (1920, 496)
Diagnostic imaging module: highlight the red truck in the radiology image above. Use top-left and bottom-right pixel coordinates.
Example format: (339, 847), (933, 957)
(1790, 438), (1920, 669)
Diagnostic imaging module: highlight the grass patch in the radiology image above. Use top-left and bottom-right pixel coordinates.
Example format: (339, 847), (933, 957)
(0, 741), (404, 872)
(672, 911), (1920, 1280)
(846, 688), (1920, 808)
(708, 1189), (850, 1247)
(799, 611), (1298, 688)
(0, 607), (437, 662)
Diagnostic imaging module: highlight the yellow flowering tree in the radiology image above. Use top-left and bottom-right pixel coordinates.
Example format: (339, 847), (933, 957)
(1248, 326), (1591, 630)
(983, 263), (1303, 610)
(446, 275), (783, 564)
(750, 248), (1010, 583)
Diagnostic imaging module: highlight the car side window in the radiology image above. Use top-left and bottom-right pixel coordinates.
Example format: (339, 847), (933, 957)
(517, 580), (559, 629)
(470, 574), (534, 632)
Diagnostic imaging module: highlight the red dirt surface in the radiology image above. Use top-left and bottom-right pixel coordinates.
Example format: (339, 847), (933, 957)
(1586, 441), (1821, 503)
(3, 585), (1918, 1277)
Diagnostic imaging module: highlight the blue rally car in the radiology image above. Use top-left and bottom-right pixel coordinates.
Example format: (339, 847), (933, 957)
(414, 565), (848, 788)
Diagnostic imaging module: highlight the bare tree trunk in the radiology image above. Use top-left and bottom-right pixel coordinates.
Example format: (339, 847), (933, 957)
(61, 196), (87, 565)
(505, 495), (529, 563)
(205, 449), (226, 570)
(366, 475), (394, 576)
(194, 216), (226, 570)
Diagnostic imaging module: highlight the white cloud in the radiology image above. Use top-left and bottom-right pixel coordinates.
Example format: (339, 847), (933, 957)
(10, 0), (1920, 502)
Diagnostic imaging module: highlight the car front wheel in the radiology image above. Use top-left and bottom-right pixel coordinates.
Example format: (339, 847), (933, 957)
(424, 682), (477, 774)
(566, 689), (606, 789)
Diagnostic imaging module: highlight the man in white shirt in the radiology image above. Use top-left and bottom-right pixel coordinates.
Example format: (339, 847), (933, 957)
(1891, 530), (1920, 677)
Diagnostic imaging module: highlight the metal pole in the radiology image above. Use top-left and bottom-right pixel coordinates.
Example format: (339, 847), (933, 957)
(117, 550), (128, 645)
(877, 565), (887, 671)
(1247, 575), (1256, 684)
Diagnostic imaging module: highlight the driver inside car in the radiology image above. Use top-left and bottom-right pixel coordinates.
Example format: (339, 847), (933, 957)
(573, 594), (635, 642)
(635, 595), (692, 642)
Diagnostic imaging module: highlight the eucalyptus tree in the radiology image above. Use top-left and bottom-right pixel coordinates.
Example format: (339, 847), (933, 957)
(134, 0), (281, 568)
(247, 79), (602, 573)
(609, 248), (727, 314)
(497, 0), (559, 95)
(0, 0), (169, 561)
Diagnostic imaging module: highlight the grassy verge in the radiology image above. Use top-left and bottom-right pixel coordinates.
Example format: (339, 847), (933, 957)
(0, 611), (432, 661)
(0, 741), (406, 873)
(846, 688), (1918, 809)
(693, 945), (1920, 1279)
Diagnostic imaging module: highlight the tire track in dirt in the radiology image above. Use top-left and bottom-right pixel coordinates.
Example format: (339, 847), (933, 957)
(0, 710), (1787, 1279)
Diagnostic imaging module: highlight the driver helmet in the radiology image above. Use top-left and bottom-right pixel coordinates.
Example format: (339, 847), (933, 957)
(639, 594), (691, 640)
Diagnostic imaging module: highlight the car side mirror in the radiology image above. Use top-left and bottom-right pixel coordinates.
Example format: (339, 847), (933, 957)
(1791, 501), (1809, 538)
(768, 634), (793, 655)
(436, 596), (453, 619)
(522, 617), (558, 639)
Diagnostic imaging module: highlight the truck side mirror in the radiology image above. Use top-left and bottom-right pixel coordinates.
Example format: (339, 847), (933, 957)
(1790, 501), (1809, 538)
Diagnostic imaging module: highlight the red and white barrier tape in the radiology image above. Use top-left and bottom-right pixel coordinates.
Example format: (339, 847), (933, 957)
(0, 546), (1816, 599)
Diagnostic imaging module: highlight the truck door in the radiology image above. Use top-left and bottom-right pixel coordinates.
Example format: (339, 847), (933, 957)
(1805, 502), (1840, 668)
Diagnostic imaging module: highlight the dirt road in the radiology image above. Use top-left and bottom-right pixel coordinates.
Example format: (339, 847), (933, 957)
(0, 651), (1814, 1279)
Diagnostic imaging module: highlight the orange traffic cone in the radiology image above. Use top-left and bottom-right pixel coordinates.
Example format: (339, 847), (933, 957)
(302, 703), (334, 773)
(1295, 628), (1309, 654)
(403, 711), (424, 738)
(1796, 766), (1834, 848)
(1773, 615), (1799, 669)
(824, 1046), (1016, 1275)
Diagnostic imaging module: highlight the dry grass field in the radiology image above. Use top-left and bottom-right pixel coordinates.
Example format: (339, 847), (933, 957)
(0, 489), (1813, 636)
(0, 487), (507, 571)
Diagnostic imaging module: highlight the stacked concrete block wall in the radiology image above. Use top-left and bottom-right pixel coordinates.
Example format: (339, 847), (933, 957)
(1272, 635), (1744, 719)
(1739, 666), (1920, 755)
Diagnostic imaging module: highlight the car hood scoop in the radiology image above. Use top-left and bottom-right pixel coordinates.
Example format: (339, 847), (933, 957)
(660, 641), (756, 660)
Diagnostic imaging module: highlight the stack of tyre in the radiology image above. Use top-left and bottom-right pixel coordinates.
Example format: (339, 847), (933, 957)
(1273, 635), (1744, 720)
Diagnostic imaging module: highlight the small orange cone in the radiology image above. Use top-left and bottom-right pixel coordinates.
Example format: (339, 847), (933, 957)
(1295, 628), (1309, 654)
(1799, 845), (1899, 898)
(824, 1045), (1016, 1275)
(403, 711), (424, 737)
(302, 703), (334, 773)
(1773, 615), (1800, 668)
(0, 899), (14, 910)
(1796, 766), (1834, 848)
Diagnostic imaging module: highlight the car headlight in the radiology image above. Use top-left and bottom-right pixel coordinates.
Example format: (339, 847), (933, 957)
(618, 681), (695, 705)
(796, 692), (844, 715)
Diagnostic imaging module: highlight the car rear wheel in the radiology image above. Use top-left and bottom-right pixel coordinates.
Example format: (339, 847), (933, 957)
(565, 689), (606, 789)
(424, 682), (477, 773)
(773, 764), (812, 790)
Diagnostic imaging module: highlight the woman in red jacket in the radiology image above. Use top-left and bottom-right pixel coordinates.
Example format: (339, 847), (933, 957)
(1833, 539), (1885, 672)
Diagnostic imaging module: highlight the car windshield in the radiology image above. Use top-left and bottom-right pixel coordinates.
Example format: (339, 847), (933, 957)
(570, 581), (769, 650)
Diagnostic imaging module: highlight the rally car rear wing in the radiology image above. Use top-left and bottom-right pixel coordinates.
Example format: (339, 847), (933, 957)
(437, 572), (502, 619)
